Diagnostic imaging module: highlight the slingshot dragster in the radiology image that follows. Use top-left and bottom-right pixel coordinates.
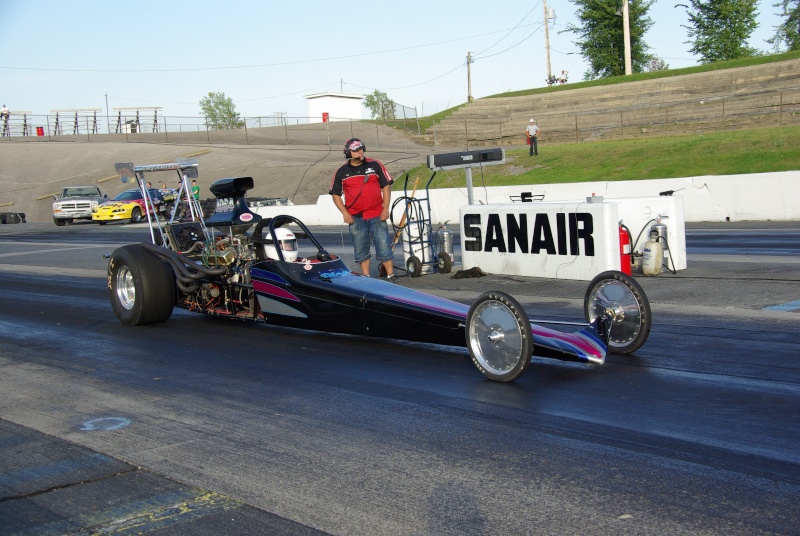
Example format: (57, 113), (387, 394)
(106, 162), (651, 382)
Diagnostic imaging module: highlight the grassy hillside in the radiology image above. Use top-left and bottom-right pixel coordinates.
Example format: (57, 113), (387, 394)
(398, 51), (800, 134)
(394, 126), (800, 189)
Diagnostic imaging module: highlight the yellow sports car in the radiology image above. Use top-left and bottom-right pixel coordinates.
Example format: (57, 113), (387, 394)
(92, 188), (166, 224)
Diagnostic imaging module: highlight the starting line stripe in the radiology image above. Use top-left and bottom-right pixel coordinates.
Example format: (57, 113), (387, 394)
(17, 487), (241, 535)
(762, 300), (800, 312)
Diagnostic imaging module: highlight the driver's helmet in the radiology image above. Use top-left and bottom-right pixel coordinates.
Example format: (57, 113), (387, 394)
(263, 227), (298, 261)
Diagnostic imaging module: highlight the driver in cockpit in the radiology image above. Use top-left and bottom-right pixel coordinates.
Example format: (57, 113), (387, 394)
(263, 227), (298, 262)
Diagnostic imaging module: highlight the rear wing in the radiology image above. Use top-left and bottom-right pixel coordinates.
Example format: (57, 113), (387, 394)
(114, 159), (199, 184)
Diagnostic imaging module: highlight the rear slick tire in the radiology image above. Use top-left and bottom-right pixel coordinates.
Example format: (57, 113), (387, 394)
(108, 244), (175, 326)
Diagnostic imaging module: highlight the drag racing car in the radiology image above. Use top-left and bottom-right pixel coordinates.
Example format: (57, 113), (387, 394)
(106, 161), (651, 382)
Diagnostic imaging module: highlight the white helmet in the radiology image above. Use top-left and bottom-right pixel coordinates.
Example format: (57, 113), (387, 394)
(263, 227), (298, 261)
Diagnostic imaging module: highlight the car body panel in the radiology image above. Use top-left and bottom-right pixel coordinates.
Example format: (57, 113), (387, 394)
(248, 256), (606, 364)
(92, 188), (165, 222)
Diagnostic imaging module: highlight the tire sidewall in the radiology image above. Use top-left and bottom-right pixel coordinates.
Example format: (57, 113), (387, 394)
(466, 291), (533, 382)
(108, 244), (175, 325)
(584, 270), (651, 354)
(130, 207), (143, 223)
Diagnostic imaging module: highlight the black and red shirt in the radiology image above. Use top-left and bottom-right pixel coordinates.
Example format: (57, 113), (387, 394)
(329, 157), (393, 219)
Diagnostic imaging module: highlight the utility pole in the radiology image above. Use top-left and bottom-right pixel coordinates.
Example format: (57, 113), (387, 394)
(466, 51), (474, 102)
(543, 0), (552, 84)
(622, 0), (632, 75)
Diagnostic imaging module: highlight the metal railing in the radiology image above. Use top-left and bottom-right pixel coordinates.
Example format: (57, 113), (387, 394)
(2, 87), (798, 148)
(421, 87), (800, 148)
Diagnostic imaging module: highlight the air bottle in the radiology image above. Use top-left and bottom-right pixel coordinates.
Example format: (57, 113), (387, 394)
(642, 229), (663, 276)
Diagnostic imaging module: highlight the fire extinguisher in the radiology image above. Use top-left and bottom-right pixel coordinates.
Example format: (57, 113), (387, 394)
(619, 222), (632, 275)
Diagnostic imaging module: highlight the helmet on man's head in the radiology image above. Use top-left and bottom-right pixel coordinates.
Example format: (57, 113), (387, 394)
(344, 138), (366, 159)
(263, 227), (298, 262)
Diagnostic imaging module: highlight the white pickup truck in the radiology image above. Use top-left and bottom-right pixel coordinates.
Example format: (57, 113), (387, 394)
(52, 185), (108, 226)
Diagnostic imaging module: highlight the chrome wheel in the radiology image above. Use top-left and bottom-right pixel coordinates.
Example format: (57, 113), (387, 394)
(584, 271), (651, 354)
(115, 265), (136, 311)
(466, 291), (532, 382)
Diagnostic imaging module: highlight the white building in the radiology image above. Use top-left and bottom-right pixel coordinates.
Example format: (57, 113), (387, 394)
(304, 93), (364, 123)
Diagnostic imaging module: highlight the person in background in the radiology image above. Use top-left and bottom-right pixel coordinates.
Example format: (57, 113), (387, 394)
(0, 104), (9, 137)
(329, 138), (396, 282)
(525, 118), (540, 156)
(191, 179), (200, 200)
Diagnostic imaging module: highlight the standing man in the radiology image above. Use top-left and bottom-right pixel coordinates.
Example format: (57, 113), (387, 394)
(0, 104), (9, 137)
(525, 118), (540, 156)
(191, 179), (200, 200)
(330, 138), (396, 281)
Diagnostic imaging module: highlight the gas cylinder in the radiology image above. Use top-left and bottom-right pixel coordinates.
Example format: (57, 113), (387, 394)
(642, 229), (663, 276)
(436, 224), (454, 257)
(651, 220), (669, 269)
(619, 224), (632, 275)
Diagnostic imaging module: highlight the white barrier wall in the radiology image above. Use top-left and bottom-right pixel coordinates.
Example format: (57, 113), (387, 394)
(459, 202), (621, 281)
(253, 171), (799, 226)
(613, 196), (686, 270)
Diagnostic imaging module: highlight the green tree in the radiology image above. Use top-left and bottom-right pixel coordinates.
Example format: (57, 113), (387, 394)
(768, 0), (800, 52)
(681, 0), (760, 62)
(363, 90), (396, 121)
(646, 55), (670, 72)
(565, 0), (655, 80)
(199, 91), (243, 130)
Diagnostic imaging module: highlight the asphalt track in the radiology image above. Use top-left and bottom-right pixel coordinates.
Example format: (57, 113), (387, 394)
(0, 221), (798, 535)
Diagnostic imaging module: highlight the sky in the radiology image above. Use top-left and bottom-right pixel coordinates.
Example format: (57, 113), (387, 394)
(0, 0), (786, 126)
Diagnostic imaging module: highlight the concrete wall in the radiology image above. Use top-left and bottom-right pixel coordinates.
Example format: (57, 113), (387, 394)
(252, 171), (800, 225)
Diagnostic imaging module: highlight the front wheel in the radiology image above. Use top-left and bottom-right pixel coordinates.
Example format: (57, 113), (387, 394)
(108, 244), (175, 326)
(584, 270), (651, 354)
(130, 207), (143, 223)
(54, 218), (66, 226)
(466, 291), (533, 382)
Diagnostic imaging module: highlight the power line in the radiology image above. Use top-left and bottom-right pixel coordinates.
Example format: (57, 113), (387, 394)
(0, 26), (540, 74)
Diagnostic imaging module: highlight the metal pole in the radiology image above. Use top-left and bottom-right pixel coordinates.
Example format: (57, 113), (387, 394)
(465, 168), (474, 205)
(544, 0), (552, 83)
(466, 52), (474, 103)
(622, 0), (632, 75)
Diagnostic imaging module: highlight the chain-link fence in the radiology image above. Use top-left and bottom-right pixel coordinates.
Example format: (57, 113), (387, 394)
(420, 87), (800, 149)
(0, 111), (421, 149)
